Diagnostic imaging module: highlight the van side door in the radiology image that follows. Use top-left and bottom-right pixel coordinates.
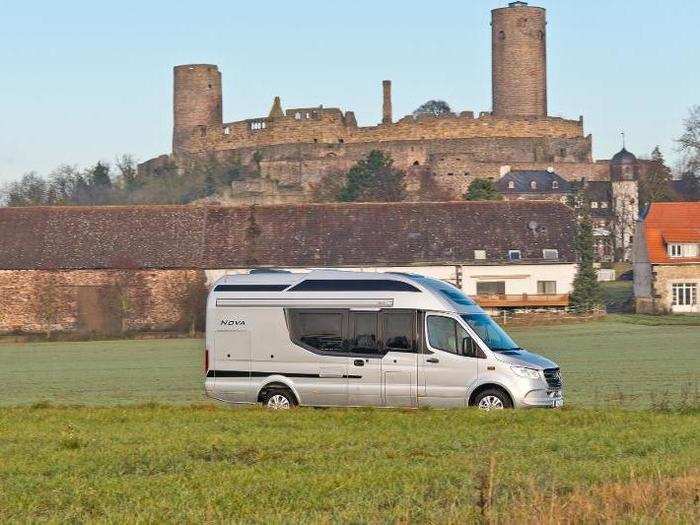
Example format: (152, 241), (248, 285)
(380, 309), (419, 407)
(419, 313), (479, 407)
(346, 311), (383, 407)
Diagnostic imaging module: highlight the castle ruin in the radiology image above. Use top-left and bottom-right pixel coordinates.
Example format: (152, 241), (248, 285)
(139, 1), (639, 234)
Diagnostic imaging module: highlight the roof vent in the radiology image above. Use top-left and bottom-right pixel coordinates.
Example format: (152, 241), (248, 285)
(509, 1), (528, 6)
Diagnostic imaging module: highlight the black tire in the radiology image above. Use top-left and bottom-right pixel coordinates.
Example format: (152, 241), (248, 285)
(261, 387), (297, 410)
(473, 388), (513, 411)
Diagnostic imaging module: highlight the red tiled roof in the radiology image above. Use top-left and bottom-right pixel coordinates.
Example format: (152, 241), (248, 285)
(0, 201), (577, 270)
(644, 202), (700, 264)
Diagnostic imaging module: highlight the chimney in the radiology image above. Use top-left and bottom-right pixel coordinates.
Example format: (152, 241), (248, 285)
(382, 80), (392, 124)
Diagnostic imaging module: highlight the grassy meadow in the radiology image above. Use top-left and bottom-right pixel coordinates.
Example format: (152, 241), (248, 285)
(0, 406), (698, 523)
(1, 317), (698, 408)
(1, 316), (698, 522)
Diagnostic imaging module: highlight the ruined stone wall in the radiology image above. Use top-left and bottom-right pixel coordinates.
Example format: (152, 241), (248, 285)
(176, 112), (585, 156)
(0, 269), (206, 336)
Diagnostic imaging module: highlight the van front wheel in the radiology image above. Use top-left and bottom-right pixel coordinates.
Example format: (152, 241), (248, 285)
(262, 388), (297, 410)
(474, 388), (513, 411)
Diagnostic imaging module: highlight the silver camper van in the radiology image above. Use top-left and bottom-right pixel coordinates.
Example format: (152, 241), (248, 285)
(205, 270), (563, 410)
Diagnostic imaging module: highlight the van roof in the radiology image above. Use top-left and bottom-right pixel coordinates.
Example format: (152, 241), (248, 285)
(211, 270), (486, 314)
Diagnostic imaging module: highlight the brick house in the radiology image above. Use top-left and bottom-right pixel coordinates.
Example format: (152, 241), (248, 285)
(0, 201), (577, 336)
(633, 202), (700, 314)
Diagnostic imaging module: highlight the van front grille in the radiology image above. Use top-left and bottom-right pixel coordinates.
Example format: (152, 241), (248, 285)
(543, 368), (562, 389)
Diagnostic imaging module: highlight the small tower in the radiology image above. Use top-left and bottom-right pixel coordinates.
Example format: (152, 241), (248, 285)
(610, 146), (640, 261)
(491, 2), (547, 117)
(172, 64), (223, 155)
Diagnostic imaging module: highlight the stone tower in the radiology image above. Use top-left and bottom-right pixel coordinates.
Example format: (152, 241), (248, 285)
(491, 1), (547, 117)
(610, 147), (640, 261)
(172, 64), (223, 155)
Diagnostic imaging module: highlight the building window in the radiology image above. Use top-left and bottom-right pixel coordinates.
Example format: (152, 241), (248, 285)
(601, 201), (608, 208)
(669, 243), (699, 258)
(223, 126), (230, 135)
(530, 181), (537, 190)
(537, 281), (557, 294)
(474, 249), (486, 260)
(559, 148), (566, 157)
(250, 121), (266, 131)
(591, 201), (598, 208)
(672, 283), (697, 306)
(508, 250), (522, 261)
(508, 181), (515, 189)
(542, 249), (559, 260)
(552, 181), (559, 189)
(476, 281), (506, 295)
(295, 112), (302, 120)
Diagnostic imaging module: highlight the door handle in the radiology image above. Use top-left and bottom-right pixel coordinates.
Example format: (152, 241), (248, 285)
(353, 359), (365, 366)
(426, 357), (439, 364)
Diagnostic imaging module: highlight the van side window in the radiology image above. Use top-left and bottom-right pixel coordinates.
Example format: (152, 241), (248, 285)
(427, 316), (473, 356)
(383, 311), (416, 352)
(347, 312), (380, 354)
(291, 310), (345, 353)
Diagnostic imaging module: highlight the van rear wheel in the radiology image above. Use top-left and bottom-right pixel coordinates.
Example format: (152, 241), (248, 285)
(474, 388), (513, 411)
(262, 388), (297, 410)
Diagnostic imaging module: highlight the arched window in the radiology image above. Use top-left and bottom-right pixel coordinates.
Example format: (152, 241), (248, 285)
(530, 180), (537, 190)
(499, 30), (505, 40)
(508, 181), (515, 189)
(552, 181), (559, 189)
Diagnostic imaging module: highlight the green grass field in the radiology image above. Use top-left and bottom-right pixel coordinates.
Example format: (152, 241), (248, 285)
(0, 406), (697, 523)
(1, 318), (698, 522)
(1, 317), (697, 408)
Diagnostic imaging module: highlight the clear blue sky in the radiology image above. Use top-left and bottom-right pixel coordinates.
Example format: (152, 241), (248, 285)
(1, 0), (697, 182)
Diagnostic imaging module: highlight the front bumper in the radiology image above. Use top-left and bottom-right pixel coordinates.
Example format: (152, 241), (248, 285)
(522, 388), (564, 408)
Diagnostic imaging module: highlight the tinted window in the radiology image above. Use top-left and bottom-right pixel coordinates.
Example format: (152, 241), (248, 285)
(291, 310), (344, 352)
(290, 279), (419, 292)
(427, 316), (471, 356)
(438, 286), (476, 306)
(383, 311), (416, 352)
(348, 312), (380, 354)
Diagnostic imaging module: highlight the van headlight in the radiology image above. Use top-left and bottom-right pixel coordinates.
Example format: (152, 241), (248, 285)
(510, 366), (541, 379)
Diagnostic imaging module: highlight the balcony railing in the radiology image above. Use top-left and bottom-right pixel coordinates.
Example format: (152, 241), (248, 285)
(473, 293), (570, 308)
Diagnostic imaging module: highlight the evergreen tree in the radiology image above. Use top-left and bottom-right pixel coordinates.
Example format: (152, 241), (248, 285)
(339, 150), (406, 202)
(89, 161), (112, 188)
(570, 204), (603, 313)
(638, 146), (672, 205)
(463, 178), (503, 201)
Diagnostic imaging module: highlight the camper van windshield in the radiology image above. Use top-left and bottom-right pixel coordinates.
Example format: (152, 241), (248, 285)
(460, 314), (519, 352)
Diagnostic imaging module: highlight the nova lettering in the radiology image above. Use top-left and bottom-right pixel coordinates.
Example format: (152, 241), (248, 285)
(221, 320), (246, 326)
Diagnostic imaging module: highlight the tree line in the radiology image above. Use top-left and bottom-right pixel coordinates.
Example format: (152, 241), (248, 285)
(0, 154), (252, 207)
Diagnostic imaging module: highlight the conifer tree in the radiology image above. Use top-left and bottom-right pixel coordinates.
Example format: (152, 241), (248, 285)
(570, 203), (603, 313)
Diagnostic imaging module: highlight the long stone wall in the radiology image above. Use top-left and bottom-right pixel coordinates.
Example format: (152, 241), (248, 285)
(0, 270), (205, 336)
(179, 112), (585, 155)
